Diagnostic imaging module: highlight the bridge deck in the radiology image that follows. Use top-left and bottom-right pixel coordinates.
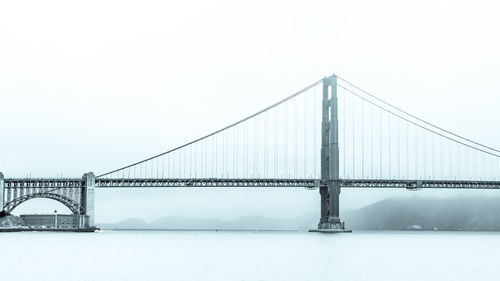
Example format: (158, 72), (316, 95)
(4, 178), (500, 189)
(3, 179), (84, 189)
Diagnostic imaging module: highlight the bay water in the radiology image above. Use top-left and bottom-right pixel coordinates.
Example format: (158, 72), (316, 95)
(1, 230), (498, 281)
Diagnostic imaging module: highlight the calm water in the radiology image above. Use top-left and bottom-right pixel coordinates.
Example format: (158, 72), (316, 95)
(1, 230), (499, 281)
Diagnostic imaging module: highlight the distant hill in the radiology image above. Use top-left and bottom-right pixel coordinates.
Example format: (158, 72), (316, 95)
(98, 196), (500, 231)
(343, 196), (500, 231)
(98, 213), (318, 230)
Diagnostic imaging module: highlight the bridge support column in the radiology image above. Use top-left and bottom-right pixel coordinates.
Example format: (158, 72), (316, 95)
(82, 172), (95, 228)
(312, 75), (350, 233)
(0, 172), (4, 213)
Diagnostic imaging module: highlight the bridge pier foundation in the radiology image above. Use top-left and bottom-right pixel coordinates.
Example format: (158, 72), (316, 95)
(82, 172), (95, 228)
(315, 182), (348, 231)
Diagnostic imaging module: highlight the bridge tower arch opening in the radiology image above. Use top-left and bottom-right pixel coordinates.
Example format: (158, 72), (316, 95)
(8, 197), (75, 215)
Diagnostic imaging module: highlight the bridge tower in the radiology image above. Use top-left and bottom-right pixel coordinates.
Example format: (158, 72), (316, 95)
(0, 172), (4, 213)
(82, 172), (95, 227)
(315, 74), (349, 232)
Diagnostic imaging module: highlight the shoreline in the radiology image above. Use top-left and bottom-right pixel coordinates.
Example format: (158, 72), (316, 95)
(0, 227), (100, 232)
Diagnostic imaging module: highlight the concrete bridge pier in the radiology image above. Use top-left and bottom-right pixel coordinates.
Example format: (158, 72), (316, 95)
(0, 172), (4, 212)
(317, 181), (345, 230)
(82, 172), (95, 228)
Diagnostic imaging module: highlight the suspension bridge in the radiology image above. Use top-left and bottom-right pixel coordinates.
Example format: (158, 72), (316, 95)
(2, 74), (500, 232)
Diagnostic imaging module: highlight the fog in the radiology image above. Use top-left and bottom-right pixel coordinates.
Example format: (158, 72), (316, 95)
(2, 0), (500, 223)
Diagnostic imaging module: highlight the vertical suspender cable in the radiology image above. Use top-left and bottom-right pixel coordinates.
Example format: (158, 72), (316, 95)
(361, 98), (364, 178)
(422, 129), (427, 179)
(440, 137), (443, 179)
(293, 100), (298, 177)
(275, 108), (278, 177)
(397, 118), (400, 178)
(352, 93), (355, 178)
(246, 123), (249, 177)
(226, 129), (229, 177)
(484, 153), (487, 180)
(304, 93), (307, 178)
(255, 118), (258, 177)
(451, 142), (454, 179)
(474, 150), (477, 179)
(224, 130), (227, 177)
(213, 135), (215, 177)
(203, 139), (206, 177)
(388, 111), (391, 179)
(265, 112), (268, 178)
(415, 127), (418, 179)
(343, 88), (346, 178)
(233, 127), (236, 177)
(283, 103), (288, 177)
(379, 109), (382, 178)
(314, 87), (318, 178)
(488, 155), (491, 180)
(406, 121), (409, 179)
(432, 134), (435, 179)
(371, 103), (374, 178)
(464, 146), (467, 179)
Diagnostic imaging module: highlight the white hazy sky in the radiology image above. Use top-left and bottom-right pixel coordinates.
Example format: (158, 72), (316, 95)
(1, 0), (500, 223)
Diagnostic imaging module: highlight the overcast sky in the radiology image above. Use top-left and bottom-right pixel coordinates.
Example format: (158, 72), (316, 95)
(2, 0), (500, 223)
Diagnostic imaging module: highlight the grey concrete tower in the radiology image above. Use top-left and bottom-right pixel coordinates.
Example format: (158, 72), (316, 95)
(82, 172), (95, 227)
(0, 172), (4, 212)
(317, 74), (348, 231)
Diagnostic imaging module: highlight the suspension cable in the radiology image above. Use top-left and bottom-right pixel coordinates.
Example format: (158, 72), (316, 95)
(97, 78), (323, 178)
(338, 84), (500, 158)
(337, 76), (500, 154)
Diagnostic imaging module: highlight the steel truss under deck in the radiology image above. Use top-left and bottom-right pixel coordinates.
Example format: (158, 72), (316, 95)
(5, 178), (500, 190)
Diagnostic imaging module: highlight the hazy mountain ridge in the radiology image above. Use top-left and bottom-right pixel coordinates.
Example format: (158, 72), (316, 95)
(99, 196), (500, 231)
(343, 196), (500, 231)
(99, 213), (318, 230)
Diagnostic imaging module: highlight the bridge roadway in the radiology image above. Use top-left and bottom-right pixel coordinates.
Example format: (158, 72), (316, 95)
(5, 178), (500, 190)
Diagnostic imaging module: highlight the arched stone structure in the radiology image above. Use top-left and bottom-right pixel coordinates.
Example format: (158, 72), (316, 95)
(4, 193), (84, 215)
(0, 172), (95, 228)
